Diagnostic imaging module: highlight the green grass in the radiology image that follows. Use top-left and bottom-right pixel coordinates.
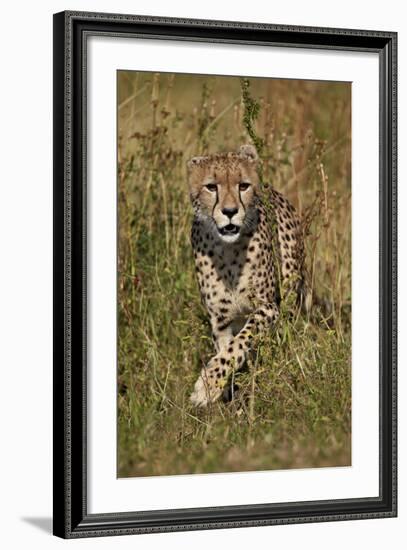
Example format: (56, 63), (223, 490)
(117, 71), (351, 477)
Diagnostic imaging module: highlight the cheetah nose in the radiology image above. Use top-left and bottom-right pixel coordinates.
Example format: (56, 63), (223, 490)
(222, 207), (238, 219)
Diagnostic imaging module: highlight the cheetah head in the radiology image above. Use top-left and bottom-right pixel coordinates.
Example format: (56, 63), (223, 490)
(187, 144), (260, 244)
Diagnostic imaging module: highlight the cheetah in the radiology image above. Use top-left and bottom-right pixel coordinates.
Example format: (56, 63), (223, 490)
(187, 144), (311, 407)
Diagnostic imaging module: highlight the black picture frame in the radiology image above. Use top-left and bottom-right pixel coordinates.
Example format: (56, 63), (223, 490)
(53, 10), (397, 539)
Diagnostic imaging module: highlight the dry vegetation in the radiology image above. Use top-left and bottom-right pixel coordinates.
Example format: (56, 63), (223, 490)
(117, 71), (351, 477)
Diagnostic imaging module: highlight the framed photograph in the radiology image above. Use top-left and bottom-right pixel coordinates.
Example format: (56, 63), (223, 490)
(53, 10), (397, 538)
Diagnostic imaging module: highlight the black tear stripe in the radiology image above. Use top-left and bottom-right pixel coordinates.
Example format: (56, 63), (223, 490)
(238, 190), (246, 215)
(211, 189), (219, 218)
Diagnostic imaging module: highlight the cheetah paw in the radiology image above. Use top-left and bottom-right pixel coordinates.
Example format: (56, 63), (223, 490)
(190, 371), (223, 407)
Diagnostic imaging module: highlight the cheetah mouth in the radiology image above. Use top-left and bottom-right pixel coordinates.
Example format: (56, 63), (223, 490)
(218, 224), (240, 236)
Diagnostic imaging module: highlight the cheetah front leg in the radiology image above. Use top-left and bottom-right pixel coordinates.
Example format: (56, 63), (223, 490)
(190, 322), (233, 407)
(212, 322), (234, 353)
(190, 302), (279, 407)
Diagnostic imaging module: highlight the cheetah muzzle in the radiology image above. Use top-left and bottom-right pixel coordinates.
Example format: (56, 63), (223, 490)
(187, 144), (311, 407)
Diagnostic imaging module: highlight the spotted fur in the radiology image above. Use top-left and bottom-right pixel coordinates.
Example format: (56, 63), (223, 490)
(187, 145), (311, 406)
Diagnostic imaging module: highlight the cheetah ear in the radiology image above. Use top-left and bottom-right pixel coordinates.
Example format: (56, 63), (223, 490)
(187, 156), (206, 171)
(238, 144), (258, 162)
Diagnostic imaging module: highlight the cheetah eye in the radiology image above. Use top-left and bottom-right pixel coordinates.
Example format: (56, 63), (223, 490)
(239, 182), (250, 191)
(205, 183), (217, 192)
